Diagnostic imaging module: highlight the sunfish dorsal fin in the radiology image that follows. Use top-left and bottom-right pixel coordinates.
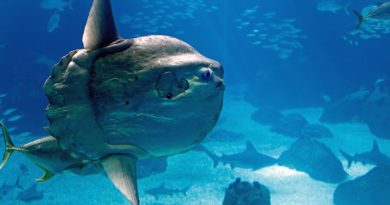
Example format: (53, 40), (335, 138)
(102, 155), (139, 205)
(82, 0), (119, 50)
(245, 141), (258, 153)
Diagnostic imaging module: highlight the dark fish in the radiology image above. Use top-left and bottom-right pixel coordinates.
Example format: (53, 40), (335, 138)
(340, 140), (390, 168)
(0, 176), (23, 196)
(145, 183), (190, 200)
(19, 163), (29, 174)
(137, 157), (168, 179)
(16, 183), (44, 202)
(196, 141), (276, 170)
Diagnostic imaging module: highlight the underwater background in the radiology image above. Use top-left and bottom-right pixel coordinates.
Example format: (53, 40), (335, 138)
(1, 0), (390, 204)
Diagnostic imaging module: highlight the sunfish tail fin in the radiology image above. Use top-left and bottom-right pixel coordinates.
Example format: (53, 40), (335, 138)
(102, 155), (139, 205)
(339, 149), (354, 168)
(353, 9), (364, 30)
(0, 122), (16, 170)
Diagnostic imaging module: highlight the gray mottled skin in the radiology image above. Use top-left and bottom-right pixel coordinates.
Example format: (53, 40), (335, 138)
(44, 35), (224, 161)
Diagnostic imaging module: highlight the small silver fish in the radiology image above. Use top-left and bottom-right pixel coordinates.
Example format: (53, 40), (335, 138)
(40, 0), (72, 11)
(3, 108), (17, 116)
(47, 12), (61, 33)
(7, 115), (23, 122)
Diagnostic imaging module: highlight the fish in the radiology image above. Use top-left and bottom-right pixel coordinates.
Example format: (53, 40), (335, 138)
(47, 12), (61, 32)
(0, 176), (23, 196)
(7, 115), (23, 122)
(340, 140), (390, 168)
(317, 1), (350, 15)
(34, 55), (56, 68)
(137, 157), (168, 179)
(16, 183), (44, 202)
(40, 0), (72, 11)
(354, 2), (390, 29)
(2, 108), (17, 116)
(19, 163), (29, 174)
(145, 183), (190, 200)
(196, 141), (277, 170)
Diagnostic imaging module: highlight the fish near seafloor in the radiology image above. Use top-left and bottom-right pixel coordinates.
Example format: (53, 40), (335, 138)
(354, 2), (390, 29)
(16, 183), (44, 202)
(145, 183), (191, 200)
(3, 0), (224, 204)
(196, 141), (277, 170)
(340, 140), (390, 168)
(0, 176), (23, 197)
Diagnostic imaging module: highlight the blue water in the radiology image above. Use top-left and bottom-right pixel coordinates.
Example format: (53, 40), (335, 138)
(1, 0), (389, 205)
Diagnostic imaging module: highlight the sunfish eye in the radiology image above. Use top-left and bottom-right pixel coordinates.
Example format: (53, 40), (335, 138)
(202, 68), (213, 80)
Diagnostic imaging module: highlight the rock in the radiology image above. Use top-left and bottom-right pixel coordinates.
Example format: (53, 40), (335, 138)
(278, 138), (347, 183)
(251, 107), (283, 125)
(334, 166), (390, 205)
(361, 83), (390, 139)
(300, 123), (334, 139)
(223, 178), (271, 205)
(271, 113), (308, 137)
(320, 89), (370, 123)
(137, 157), (168, 179)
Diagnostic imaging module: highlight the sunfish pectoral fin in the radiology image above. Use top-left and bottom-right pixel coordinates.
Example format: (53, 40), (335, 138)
(102, 155), (139, 205)
(36, 168), (55, 182)
(82, 0), (119, 50)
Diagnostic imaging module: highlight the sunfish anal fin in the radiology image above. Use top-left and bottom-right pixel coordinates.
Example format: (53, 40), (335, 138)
(36, 168), (55, 182)
(102, 155), (139, 205)
(82, 0), (119, 50)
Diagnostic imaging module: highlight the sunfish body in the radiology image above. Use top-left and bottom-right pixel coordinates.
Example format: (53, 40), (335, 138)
(354, 2), (390, 29)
